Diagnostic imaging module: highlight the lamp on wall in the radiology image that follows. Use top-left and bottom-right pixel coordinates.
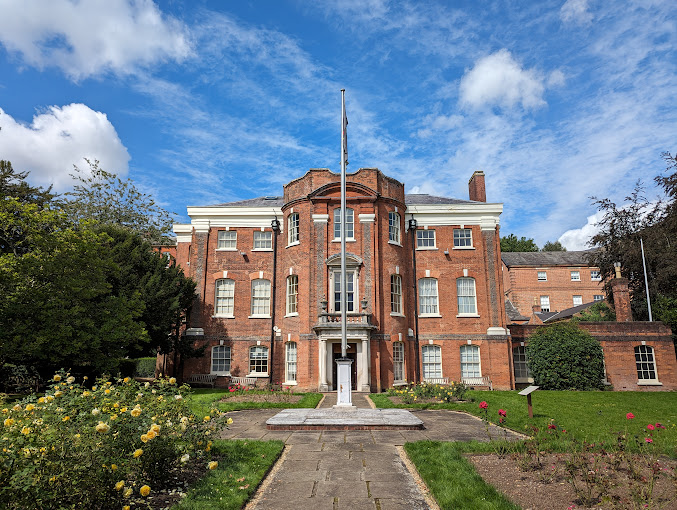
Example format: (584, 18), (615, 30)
(408, 218), (417, 230)
(271, 218), (280, 233)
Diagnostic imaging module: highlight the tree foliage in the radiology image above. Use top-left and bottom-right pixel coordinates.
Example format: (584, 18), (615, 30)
(526, 322), (606, 390)
(587, 152), (677, 336)
(541, 240), (566, 251)
(500, 233), (539, 252)
(575, 301), (616, 322)
(64, 159), (175, 244)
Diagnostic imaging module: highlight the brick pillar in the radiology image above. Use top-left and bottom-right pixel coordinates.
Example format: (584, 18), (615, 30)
(468, 171), (486, 202)
(610, 277), (632, 322)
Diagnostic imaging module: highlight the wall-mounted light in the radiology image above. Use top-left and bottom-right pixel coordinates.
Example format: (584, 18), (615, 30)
(408, 218), (418, 230)
(444, 250), (449, 255)
(240, 251), (247, 257)
(271, 218), (281, 233)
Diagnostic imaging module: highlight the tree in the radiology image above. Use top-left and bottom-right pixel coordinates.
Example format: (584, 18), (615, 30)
(525, 322), (605, 390)
(541, 240), (566, 252)
(64, 159), (175, 244)
(587, 152), (677, 340)
(575, 301), (616, 322)
(500, 233), (539, 252)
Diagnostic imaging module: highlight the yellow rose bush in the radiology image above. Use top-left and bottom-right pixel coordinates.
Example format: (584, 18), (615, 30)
(0, 371), (228, 509)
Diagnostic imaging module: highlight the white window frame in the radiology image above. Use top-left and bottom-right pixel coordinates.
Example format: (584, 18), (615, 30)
(286, 275), (298, 316)
(453, 228), (473, 248)
(422, 344), (442, 379)
(285, 342), (297, 384)
(250, 279), (271, 317)
(214, 279), (235, 317)
(288, 213), (300, 246)
(591, 270), (601, 281)
(388, 211), (401, 244)
(393, 342), (405, 383)
(333, 207), (354, 240)
(460, 344), (481, 378)
(635, 345), (660, 384)
(418, 278), (439, 316)
(332, 269), (357, 313)
(253, 231), (273, 250)
(594, 295), (604, 302)
(540, 295), (550, 312)
(217, 230), (237, 250)
(571, 270), (581, 281)
(512, 345), (531, 383)
(537, 271), (547, 281)
(457, 277), (478, 316)
(390, 274), (403, 315)
(416, 229), (436, 249)
(249, 346), (269, 376)
(211, 345), (231, 375)
(573, 295), (583, 306)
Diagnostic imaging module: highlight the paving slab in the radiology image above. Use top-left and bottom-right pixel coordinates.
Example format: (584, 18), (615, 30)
(266, 408), (424, 430)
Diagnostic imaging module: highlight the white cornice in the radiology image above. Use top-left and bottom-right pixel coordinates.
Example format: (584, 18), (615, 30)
(185, 206), (284, 230)
(173, 224), (193, 243)
(405, 203), (502, 228)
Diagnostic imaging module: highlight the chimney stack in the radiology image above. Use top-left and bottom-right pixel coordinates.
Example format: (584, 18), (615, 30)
(610, 264), (632, 322)
(469, 171), (486, 202)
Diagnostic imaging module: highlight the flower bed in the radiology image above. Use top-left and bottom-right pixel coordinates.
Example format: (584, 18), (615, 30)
(0, 372), (229, 510)
(386, 381), (469, 404)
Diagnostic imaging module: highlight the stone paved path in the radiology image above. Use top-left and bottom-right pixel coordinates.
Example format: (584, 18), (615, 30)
(218, 394), (520, 510)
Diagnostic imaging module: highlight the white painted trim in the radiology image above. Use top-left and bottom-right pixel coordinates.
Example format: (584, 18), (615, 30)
(487, 327), (509, 335)
(312, 214), (330, 223)
(359, 213), (376, 223)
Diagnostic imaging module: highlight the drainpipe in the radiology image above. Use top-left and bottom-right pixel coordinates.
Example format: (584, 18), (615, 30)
(409, 218), (421, 384)
(269, 218), (280, 385)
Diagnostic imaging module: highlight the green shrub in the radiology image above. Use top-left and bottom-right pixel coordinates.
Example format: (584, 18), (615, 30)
(117, 358), (136, 377)
(134, 357), (157, 378)
(0, 364), (40, 393)
(0, 371), (228, 510)
(526, 322), (605, 390)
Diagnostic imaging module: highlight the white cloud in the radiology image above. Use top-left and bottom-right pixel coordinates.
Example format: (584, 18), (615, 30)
(0, 104), (130, 191)
(558, 211), (604, 250)
(459, 49), (547, 110)
(0, 0), (192, 80)
(560, 0), (594, 25)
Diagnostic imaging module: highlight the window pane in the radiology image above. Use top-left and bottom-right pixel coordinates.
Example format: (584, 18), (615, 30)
(334, 208), (354, 239)
(416, 230), (435, 248)
(571, 271), (580, 281)
(250, 346), (268, 374)
(513, 346), (531, 380)
(457, 278), (476, 314)
(573, 295), (583, 306)
(453, 228), (472, 247)
(287, 275), (298, 314)
(212, 345), (231, 373)
(254, 231), (272, 249)
(391, 274), (402, 313)
(422, 345), (442, 379)
(251, 279), (271, 315)
(393, 342), (404, 381)
(286, 342), (297, 382)
(419, 278), (438, 314)
(215, 279), (234, 316)
(460, 345), (481, 378)
(537, 271), (547, 281)
(540, 296), (550, 312)
(217, 231), (237, 249)
(288, 213), (299, 244)
(594, 295), (604, 301)
(591, 270), (601, 281)
(389, 212), (400, 243)
(635, 345), (657, 380)
(333, 271), (355, 312)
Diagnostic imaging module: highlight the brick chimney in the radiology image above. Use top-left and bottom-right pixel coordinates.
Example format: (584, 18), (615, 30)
(469, 171), (486, 202)
(610, 264), (632, 322)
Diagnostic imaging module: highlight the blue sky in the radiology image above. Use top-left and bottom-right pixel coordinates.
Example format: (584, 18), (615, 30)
(0, 0), (675, 249)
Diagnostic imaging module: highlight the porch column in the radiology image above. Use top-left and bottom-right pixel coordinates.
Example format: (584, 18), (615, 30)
(318, 338), (329, 391)
(360, 338), (371, 392)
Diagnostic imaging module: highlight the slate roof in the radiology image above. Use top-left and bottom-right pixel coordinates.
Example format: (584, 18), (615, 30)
(207, 196), (283, 207)
(505, 299), (529, 322)
(542, 301), (600, 323)
(501, 250), (596, 267)
(405, 194), (477, 205)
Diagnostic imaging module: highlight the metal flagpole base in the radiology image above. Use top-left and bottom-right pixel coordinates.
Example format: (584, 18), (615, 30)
(333, 358), (356, 410)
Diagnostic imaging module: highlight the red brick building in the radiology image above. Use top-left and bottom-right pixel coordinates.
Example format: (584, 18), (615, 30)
(502, 251), (605, 321)
(166, 168), (677, 392)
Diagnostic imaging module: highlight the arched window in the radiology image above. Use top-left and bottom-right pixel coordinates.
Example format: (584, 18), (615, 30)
(418, 278), (438, 315)
(288, 213), (300, 245)
(460, 345), (481, 378)
(286, 275), (298, 315)
(251, 279), (271, 317)
(393, 342), (405, 383)
(215, 279), (234, 317)
(635, 345), (658, 381)
(457, 277), (477, 315)
(285, 342), (297, 383)
(211, 345), (231, 375)
(422, 344), (442, 379)
(333, 207), (354, 240)
(249, 346), (269, 375)
(389, 211), (400, 243)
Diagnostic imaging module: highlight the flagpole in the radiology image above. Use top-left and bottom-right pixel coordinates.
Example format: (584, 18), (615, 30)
(340, 89), (347, 359)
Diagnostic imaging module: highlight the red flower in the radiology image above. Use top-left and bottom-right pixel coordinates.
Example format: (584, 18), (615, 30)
(655, 423), (665, 429)
(647, 424), (655, 431)
(498, 409), (506, 417)
(499, 417), (505, 424)
(645, 437), (653, 443)
(626, 412), (635, 420)
(479, 401), (488, 409)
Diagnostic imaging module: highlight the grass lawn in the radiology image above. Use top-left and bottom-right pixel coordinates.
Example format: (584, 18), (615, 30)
(188, 388), (323, 416)
(172, 439), (284, 510)
(372, 390), (677, 455)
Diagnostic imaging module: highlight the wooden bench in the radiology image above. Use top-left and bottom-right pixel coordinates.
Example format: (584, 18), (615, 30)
(187, 374), (217, 388)
(423, 377), (449, 385)
(230, 376), (257, 387)
(462, 376), (493, 390)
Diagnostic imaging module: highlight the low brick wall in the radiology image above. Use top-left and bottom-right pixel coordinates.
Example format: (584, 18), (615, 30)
(510, 322), (677, 391)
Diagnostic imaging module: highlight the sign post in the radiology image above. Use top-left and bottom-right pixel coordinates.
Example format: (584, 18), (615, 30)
(518, 385), (539, 419)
